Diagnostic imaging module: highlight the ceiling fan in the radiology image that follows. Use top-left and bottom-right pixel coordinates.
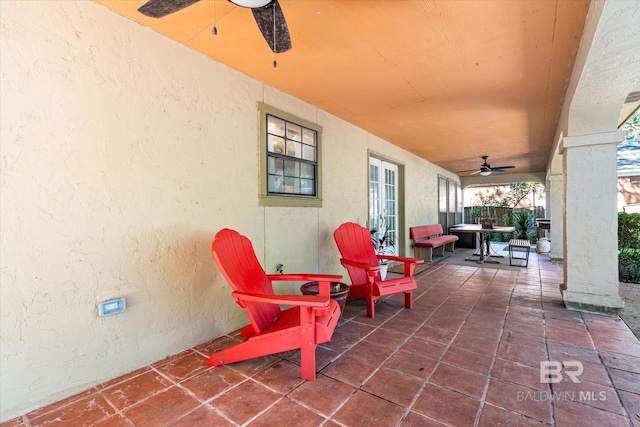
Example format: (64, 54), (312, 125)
(137, 0), (292, 56)
(459, 156), (515, 176)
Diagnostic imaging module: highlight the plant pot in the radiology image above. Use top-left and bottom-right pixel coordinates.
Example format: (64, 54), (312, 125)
(379, 262), (390, 280)
(537, 238), (551, 254)
(300, 281), (349, 319)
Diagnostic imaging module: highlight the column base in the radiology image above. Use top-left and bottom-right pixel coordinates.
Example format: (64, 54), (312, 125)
(560, 287), (624, 315)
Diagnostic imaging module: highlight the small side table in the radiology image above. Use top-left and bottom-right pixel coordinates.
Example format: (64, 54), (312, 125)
(300, 281), (349, 318)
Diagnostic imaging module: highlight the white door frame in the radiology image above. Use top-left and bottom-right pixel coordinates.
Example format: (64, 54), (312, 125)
(369, 157), (399, 255)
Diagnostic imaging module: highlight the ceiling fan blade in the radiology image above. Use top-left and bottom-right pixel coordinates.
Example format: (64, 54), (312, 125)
(491, 166), (516, 171)
(138, 0), (200, 18)
(251, 1), (292, 53)
(470, 170), (482, 175)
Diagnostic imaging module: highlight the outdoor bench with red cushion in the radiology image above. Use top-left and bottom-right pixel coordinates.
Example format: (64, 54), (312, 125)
(409, 224), (459, 262)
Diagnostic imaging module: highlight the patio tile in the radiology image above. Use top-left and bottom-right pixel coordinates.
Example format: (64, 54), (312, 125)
(478, 403), (551, 427)
(553, 398), (631, 427)
(193, 335), (243, 356)
(92, 414), (132, 427)
(208, 380), (280, 425)
(100, 369), (173, 410)
(412, 325), (457, 344)
(287, 375), (355, 416)
(552, 379), (626, 415)
(599, 350), (640, 374)
(332, 390), (405, 427)
(384, 349), (439, 379)
(452, 332), (500, 351)
(321, 322), (375, 352)
(608, 368), (640, 394)
(252, 360), (306, 394)
(400, 336), (449, 361)
(29, 394), (115, 427)
(491, 358), (550, 392)
(25, 388), (96, 420)
(0, 417), (25, 427)
(248, 398), (326, 426)
(617, 390), (640, 427)
(503, 318), (546, 337)
(95, 367), (151, 390)
(320, 354), (378, 387)
(485, 378), (553, 424)
(441, 345), (494, 375)
(289, 344), (340, 370)
(546, 340), (603, 366)
(429, 363), (488, 399)
(497, 341), (548, 368)
(122, 386), (200, 426)
(567, 360), (613, 387)
(412, 384), (481, 426)
(500, 330), (547, 352)
(379, 317), (422, 335)
(361, 367), (423, 406)
(168, 405), (232, 426)
(179, 365), (246, 402)
(224, 354), (282, 377)
(400, 411), (449, 426)
(591, 335), (640, 357)
(344, 338), (396, 365)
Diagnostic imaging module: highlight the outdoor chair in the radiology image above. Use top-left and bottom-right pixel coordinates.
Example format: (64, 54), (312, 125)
(207, 228), (343, 380)
(333, 222), (423, 318)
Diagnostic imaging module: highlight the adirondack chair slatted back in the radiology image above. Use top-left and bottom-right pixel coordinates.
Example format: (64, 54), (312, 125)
(212, 229), (280, 334)
(334, 222), (381, 285)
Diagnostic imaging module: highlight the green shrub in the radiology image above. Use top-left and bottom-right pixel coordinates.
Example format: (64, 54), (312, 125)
(512, 209), (536, 242)
(619, 212), (640, 249)
(619, 212), (640, 283)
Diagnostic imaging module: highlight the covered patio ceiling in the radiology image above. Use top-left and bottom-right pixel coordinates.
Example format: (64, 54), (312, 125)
(95, 0), (594, 177)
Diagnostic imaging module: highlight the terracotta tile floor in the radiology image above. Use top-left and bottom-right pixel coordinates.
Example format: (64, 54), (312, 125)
(4, 249), (640, 427)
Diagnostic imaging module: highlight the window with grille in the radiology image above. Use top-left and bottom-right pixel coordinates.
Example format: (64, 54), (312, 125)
(259, 103), (322, 207)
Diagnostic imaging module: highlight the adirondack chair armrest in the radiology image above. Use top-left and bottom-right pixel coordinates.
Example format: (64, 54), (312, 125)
(376, 255), (424, 265)
(231, 291), (330, 308)
(266, 273), (343, 282)
(339, 258), (380, 278)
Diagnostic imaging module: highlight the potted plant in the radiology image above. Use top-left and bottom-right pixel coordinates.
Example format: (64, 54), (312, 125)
(370, 217), (396, 279)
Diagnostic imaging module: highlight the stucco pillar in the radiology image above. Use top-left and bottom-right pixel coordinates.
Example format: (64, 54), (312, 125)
(560, 131), (624, 314)
(548, 174), (564, 261)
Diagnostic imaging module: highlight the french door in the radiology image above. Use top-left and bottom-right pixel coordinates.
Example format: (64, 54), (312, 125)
(438, 176), (462, 231)
(369, 157), (398, 255)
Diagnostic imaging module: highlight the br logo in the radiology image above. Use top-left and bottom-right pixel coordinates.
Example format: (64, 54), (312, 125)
(540, 361), (583, 383)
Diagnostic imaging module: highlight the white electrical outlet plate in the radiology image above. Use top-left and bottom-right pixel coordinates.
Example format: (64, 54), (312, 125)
(99, 298), (126, 316)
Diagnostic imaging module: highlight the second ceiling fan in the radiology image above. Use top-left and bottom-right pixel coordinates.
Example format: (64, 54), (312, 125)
(460, 156), (515, 176)
(137, 0), (292, 55)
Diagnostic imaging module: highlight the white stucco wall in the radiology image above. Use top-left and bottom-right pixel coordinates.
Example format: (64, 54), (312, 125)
(0, 1), (454, 420)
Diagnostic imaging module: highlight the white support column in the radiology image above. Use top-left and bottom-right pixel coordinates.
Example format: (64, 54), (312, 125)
(560, 131), (624, 314)
(548, 174), (564, 261)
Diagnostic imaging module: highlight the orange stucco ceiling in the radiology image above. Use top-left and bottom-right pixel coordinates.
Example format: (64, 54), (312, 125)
(94, 0), (591, 177)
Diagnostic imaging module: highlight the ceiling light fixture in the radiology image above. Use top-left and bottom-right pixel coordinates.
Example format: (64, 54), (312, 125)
(480, 170), (491, 176)
(229, 0), (271, 8)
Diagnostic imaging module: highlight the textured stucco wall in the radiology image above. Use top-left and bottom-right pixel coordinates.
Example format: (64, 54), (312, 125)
(0, 1), (453, 420)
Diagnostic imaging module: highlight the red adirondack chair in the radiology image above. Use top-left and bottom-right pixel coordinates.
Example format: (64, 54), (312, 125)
(333, 222), (423, 318)
(207, 228), (343, 380)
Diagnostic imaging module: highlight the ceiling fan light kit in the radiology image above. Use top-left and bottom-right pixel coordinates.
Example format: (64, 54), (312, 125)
(229, 0), (271, 8)
(458, 155), (516, 176)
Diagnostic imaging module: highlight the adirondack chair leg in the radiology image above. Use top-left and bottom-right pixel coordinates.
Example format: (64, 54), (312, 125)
(367, 295), (375, 318)
(299, 342), (317, 380)
(405, 290), (413, 309)
(299, 306), (317, 380)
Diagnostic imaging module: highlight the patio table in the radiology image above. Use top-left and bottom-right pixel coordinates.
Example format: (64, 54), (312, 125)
(449, 224), (515, 264)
